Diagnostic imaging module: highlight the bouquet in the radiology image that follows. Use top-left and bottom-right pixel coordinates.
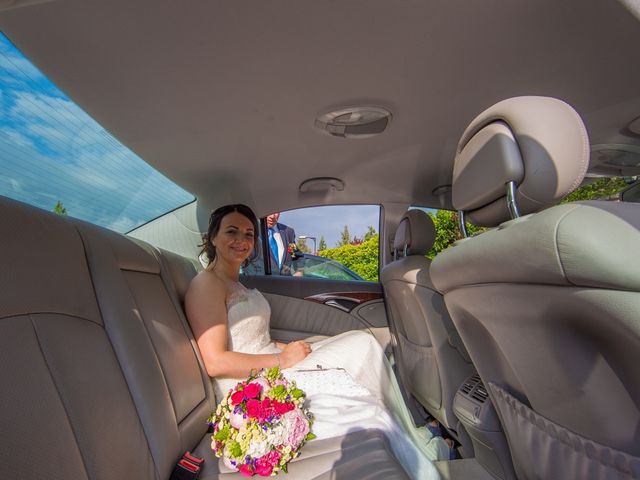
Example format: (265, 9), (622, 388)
(287, 243), (303, 260)
(208, 367), (315, 476)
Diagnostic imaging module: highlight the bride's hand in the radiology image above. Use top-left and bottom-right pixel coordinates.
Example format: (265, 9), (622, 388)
(280, 340), (311, 368)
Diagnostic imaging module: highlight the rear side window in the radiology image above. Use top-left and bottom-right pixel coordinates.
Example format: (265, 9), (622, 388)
(242, 205), (380, 282)
(561, 176), (638, 204)
(0, 33), (194, 233)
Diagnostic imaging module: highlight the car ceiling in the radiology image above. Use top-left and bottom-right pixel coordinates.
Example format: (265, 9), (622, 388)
(1, 0), (639, 218)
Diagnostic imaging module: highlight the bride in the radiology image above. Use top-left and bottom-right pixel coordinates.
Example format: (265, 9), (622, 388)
(185, 204), (449, 479)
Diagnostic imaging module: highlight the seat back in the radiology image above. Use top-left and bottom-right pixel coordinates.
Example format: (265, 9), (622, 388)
(432, 96), (640, 479)
(0, 195), (216, 480)
(0, 197), (157, 480)
(381, 210), (474, 432)
(76, 222), (214, 477)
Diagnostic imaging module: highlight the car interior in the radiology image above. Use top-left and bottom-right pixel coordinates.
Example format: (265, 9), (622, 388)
(1, 1), (640, 479)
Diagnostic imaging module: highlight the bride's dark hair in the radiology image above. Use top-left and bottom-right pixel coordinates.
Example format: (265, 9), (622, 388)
(200, 204), (260, 267)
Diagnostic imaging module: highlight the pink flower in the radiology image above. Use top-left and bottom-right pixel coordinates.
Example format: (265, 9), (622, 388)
(238, 464), (254, 477)
(283, 409), (310, 448)
(244, 382), (261, 399)
(229, 411), (248, 429)
(253, 377), (271, 392)
(246, 399), (261, 418)
(255, 462), (272, 477)
(255, 451), (281, 476)
(273, 400), (294, 415)
(231, 390), (245, 405)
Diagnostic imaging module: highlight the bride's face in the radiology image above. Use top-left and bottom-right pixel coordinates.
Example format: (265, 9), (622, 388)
(213, 212), (256, 265)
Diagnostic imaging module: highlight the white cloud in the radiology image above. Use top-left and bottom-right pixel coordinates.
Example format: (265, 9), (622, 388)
(3, 129), (34, 148)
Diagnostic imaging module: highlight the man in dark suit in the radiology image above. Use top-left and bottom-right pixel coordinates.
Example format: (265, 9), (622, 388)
(266, 212), (299, 275)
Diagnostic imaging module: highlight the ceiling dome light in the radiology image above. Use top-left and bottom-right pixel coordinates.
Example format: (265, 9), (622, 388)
(315, 106), (392, 138)
(299, 177), (345, 193)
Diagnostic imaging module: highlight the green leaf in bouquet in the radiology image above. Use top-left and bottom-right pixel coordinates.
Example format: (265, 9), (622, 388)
(268, 384), (287, 401)
(281, 463), (288, 474)
(214, 424), (230, 441)
(305, 432), (316, 441)
(291, 388), (304, 399)
(228, 440), (243, 459)
(265, 366), (280, 381)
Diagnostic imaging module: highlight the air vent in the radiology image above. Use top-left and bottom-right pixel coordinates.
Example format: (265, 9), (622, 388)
(460, 377), (476, 395)
(471, 384), (488, 403)
(459, 373), (488, 404)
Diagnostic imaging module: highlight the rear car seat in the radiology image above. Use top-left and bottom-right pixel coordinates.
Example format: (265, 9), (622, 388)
(0, 196), (410, 480)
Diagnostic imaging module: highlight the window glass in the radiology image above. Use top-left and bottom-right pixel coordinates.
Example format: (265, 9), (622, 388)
(561, 175), (638, 204)
(243, 205), (380, 282)
(0, 33), (194, 233)
(409, 207), (485, 259)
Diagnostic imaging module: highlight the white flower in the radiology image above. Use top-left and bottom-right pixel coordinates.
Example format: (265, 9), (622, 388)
(223, 456), (238, 471)
(246, 439), (269, 458)
(265, 423), (287, 446)
(229, 411), (248, 429)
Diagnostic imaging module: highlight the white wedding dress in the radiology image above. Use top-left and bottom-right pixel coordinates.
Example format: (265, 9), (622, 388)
(213, 287), (448, 480)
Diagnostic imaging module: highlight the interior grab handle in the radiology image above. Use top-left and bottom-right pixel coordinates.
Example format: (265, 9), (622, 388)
(324, 299), (351, 312)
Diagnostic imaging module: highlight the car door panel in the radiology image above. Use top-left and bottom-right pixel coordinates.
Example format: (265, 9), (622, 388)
(242, 275), (391, 351)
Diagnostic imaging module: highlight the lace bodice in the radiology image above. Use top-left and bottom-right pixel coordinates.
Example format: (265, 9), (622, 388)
(226, 287), (274, 354)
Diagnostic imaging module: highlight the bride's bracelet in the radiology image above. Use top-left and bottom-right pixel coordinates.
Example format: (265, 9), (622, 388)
(275, 353), (281, 369)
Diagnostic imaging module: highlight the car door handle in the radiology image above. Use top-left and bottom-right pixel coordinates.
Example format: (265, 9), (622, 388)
(324, 299), (352, 312)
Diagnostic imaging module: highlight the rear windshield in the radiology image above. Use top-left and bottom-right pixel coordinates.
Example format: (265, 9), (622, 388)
(0, 33), (194, 233)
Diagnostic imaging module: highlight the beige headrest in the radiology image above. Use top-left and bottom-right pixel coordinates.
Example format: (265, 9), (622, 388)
(392, 209), (436, 256)
(452, 96), (590, 227)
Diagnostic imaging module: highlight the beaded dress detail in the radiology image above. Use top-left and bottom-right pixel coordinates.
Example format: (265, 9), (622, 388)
(225, 288), (273, 354)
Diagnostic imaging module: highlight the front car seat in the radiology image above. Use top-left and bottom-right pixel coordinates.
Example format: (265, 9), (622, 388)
(431, 96), (640, 479)
(381, 210), (475, 446)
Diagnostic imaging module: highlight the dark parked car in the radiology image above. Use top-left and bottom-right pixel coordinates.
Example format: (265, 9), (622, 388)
(293, 253), (365, 281)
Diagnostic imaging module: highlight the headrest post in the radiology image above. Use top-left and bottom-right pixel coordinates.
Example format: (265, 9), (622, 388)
(403, 244), (408, 257)
(458, 210), (468, 238)
(506, 181), (521, 219)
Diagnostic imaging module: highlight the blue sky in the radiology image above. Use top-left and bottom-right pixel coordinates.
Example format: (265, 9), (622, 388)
(0, 33), (193, 233)
(279, 205), (380, 250)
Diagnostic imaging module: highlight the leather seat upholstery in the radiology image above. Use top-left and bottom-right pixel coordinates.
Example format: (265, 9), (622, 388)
(381, 210), (475, 436)
(431, 96), (640, 479)
(0, 195), (410, 480)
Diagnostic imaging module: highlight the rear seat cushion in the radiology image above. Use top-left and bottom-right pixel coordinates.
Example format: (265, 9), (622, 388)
(193, 429), (410, 479)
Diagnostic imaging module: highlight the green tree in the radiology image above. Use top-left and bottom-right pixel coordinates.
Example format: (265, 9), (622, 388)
(53, 200), (68, 216)
(560, 177), (628, 203)
(297, 237), (311, 253)
(337, 225), (351, 247)
(364, 226), (376, 241)
(318, 236), (327, 251)
(427, 210), (485, 259)
(319, 234), (379, 281)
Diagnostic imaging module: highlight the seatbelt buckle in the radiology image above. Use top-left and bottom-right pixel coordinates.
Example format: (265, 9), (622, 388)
(169, 458), (202, 480)
(182, 451), (204, 467)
